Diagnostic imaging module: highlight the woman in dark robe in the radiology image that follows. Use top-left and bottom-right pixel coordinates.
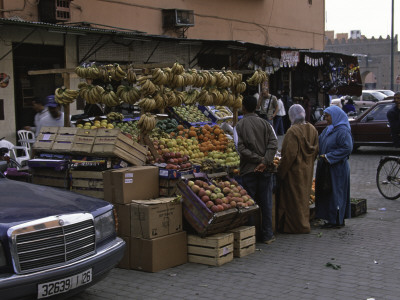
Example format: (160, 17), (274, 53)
(315, 105), (353, 228)
(277, 104), (319, 233)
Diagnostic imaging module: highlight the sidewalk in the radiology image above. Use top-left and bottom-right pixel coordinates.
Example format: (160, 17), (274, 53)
(75, 145), (400, 300)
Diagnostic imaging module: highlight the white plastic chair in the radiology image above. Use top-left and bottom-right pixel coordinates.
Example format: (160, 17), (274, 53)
(17, 130), (35, 157)
(0, 139), (30, 168)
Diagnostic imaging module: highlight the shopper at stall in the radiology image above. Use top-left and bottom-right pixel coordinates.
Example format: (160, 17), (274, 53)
(387, 92), (400, 147)
(274, 94), (286, 135)
(24, 97), (50, 137)
(315, 105), (353, 228)
(277, 104), (319, 233)
(40, 95), (65, 128)
(236, 95), (278, 244)
(342, 99), (356, 114)
(256, 87), (278, 125)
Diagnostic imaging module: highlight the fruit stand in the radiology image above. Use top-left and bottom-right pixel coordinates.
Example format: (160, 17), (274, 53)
(24, 62), (277, 270)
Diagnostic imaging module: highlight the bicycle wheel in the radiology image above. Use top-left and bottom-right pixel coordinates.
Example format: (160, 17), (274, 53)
(376, 157), (400, 200)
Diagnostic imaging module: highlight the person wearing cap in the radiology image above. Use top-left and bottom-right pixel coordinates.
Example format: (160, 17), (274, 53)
(38, 95), (64, 130)
(24, 97), (50, 137)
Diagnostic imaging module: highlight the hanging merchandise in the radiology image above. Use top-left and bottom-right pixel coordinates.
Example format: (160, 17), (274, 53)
(280, 51), (300, 68)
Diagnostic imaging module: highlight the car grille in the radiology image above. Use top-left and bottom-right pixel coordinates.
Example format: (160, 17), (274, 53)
(9, 214), (96, 274)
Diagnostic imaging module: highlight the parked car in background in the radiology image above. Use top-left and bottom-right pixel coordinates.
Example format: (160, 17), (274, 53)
(0, 169), (125, 300)
(330, 90), (387, 113)
(376, 90), (395, 97)
(315, 100), (395, 150)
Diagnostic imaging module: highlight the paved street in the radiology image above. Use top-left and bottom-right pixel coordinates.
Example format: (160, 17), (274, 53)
(75, 145), (400, 300)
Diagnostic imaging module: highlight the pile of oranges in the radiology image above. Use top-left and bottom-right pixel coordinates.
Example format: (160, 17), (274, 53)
(169, 124), (229, 156)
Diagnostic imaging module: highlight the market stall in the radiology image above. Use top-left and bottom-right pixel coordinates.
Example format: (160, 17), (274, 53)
(24, 61), (283, 271)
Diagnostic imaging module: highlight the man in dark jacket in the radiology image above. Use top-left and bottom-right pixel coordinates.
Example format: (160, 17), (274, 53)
(387, 92), (400, 147)
(236, 95), (278, 244)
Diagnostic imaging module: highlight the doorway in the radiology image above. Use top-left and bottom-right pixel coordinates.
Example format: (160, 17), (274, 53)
(13, 43), (64, 132)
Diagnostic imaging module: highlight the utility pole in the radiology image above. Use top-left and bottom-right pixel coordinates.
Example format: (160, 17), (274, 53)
(391, 0), (394, 90)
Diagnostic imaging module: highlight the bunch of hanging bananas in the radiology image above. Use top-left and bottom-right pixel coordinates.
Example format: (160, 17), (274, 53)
(78, 82), (105, 104)
(136, 97), (157, 111)
(54, 87), (79, 105)
(246, 70), (268, 86)
(233, 81), (247, 93)
(116, 85), (140, 105)
(171, 62), (185, 75)
(126, 65), (137, 83)
(169, 74), (186, 88)
(183, 89), (200, 105)
(137, 112), (157, 134)
(138, 77), (157, 95)
(232, 94), (243, 109)
(101, 88), (120, 107)
(106, 64), (127, 81)
(151, 68), (169, 85)
(107, 112), (124, 121)
(75, 65), (101, 79)
(196, 89), (214, 106)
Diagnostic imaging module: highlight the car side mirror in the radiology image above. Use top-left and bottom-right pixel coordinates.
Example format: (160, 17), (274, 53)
(366, 116), (374, 121)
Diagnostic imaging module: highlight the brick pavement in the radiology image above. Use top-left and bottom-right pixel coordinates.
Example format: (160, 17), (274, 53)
(74, 145), (400, 300)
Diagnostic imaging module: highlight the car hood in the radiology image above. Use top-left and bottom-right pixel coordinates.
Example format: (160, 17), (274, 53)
(0, 178), (111, 228)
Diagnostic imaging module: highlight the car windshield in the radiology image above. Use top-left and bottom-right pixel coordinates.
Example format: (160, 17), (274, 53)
(378, 90), (395, 97)
(361, 103), (394, 121)
(369, 92), (386, 101)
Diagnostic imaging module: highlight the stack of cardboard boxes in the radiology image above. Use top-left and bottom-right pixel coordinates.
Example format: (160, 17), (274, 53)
(103, 166), (188, 272)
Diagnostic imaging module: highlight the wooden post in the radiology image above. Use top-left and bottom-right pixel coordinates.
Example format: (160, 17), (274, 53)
(62, 72), (71, 127)
(232, 108), (238, 126)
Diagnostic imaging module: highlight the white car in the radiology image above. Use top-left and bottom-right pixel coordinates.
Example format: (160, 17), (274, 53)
(376, 90), (395, 97)
(330, 90), (386, 113)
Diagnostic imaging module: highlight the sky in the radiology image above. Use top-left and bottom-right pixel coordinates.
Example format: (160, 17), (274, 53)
(325, 0), (399, 39)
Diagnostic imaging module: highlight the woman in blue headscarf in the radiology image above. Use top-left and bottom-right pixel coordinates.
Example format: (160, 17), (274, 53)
(315, 105), (353, 228)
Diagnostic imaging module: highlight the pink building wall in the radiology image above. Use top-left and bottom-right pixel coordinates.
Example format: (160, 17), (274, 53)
(1, 0), (325, 50)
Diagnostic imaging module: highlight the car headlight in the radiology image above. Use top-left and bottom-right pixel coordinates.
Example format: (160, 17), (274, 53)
(0, 242), (6, 267)
(94, 210), (116, 243)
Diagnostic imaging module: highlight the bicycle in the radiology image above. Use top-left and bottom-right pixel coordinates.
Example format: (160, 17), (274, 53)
(376, 156), (400, 200)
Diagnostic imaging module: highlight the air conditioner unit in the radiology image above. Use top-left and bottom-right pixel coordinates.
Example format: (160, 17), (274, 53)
(162, 9), (194, 28)
(38, 0), (71, 23)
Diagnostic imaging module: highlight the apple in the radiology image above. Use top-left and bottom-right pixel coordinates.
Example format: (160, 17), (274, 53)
(198, 188), (206, 198)
(206, 200), (214, 208)
(188, 180), (195, 187)
(201, 195), (210, 203)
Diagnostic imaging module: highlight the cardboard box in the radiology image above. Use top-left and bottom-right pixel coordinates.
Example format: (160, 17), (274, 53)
(92, 128), (147, 166)
(71, 170), (104, 199)
(130, 231), (187, 272)
(131, 197), (182, 239)
(115, 203), (132, 237)
(103, 166), (159, 204)
(71, 128), (97, 155)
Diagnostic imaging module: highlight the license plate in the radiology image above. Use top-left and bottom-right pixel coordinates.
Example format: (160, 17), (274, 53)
(37, 268), (92, 299)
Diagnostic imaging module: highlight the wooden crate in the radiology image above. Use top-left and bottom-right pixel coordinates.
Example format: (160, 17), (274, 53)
(187, 233), (234, 266)
(92, 129), (147, 166)
(159, 178), (180, 196)
(71, 128), (97, 155)
(52, 127), (79, 153)
(351, 198), (367, 217)
(228, 226), (256, 258)
(31, 167), (69, 189)
(33, 127), (59, 151)
(71, 170), (104, 199)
